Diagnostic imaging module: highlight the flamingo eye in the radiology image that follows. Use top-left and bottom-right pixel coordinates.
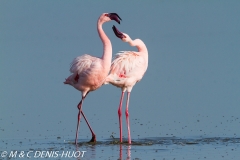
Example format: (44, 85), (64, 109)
(104, 14), (109, 17)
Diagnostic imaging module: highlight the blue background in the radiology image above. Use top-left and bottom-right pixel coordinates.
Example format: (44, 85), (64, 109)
(1, 1), (240, 140)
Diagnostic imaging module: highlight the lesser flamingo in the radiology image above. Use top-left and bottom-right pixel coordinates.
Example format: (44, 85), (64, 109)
(64, 13), (122, 145)
(105, 25), (148, 144)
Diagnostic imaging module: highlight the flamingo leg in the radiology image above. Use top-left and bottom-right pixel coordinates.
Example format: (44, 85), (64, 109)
(76, 92), (96, 142)
(80, 110), (96, 142)
(125, 92), (131, 144)
(75, 97), (85, 145)
(118, 92), (125, 143)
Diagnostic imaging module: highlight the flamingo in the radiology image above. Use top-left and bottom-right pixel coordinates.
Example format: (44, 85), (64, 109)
(64, 13), (122, 145)
(105, 25), (148, 144)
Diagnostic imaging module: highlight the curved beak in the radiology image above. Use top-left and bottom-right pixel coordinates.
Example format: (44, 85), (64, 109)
(112, 25), (125, 39)
(108, 13), (122, 24)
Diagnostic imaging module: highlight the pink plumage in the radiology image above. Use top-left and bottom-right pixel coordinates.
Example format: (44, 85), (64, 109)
(107, 51), (147, 90)
(105, 26), (148, 144)
(65, 54), (105, 93)
(64, 13), (122, 145)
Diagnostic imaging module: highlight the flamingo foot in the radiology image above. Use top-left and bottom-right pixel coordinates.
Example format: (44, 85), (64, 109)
(89, 134), (96, 143)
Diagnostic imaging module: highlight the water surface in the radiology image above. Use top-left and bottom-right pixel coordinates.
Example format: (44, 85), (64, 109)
(1, 136), (240, 160)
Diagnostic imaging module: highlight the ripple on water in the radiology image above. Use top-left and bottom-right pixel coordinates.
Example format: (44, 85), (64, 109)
(1, 137), (240, 160)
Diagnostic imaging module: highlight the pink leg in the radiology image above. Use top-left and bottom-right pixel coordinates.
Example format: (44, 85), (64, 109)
(125, 92), (131, 144)
(118, 92), (124, 143)
(81, 110), (96, 142)
(75, 97), (85, 145)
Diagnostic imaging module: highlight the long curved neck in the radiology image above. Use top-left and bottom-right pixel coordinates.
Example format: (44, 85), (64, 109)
(97, 19), (112, 69)
(128, 38), (148, 67)
(129, 39), (148, 53)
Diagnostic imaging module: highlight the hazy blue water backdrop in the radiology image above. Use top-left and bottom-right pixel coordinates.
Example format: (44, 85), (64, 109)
(1, 1), (240, 159)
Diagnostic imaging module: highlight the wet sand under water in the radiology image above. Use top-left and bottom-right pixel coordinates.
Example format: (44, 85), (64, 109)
(1, 137), (240, 160)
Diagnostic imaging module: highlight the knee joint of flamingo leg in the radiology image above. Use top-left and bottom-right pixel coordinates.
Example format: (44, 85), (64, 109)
(125, 109), (129, 117)
(118, 108), (122, 116)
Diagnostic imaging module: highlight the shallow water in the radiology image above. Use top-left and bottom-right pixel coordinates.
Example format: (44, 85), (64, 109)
(1, 1), (240, 160)
(1, 136), (240, 160)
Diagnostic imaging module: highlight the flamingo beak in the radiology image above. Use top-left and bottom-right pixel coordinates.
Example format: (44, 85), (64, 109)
(108, 13), (122, 24)
(112, 25), (125, 39)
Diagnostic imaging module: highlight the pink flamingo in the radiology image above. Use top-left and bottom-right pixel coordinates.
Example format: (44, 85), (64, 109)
(105, 25), (148, 144)
(64, 13), (122, 145)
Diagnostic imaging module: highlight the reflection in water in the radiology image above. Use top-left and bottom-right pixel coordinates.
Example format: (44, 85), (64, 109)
(89, 145), (96, 160)
(76, 142), (96, 160)
(127, 145), (131, 160)
(119, 144), (122, 159)
(2, 137), (239, 159)
(75, 145), (81, 160)
(119, 144), (131, 160)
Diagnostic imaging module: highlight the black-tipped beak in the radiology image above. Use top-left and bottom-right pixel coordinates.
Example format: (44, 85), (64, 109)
(108, 13), (122, 24)
(112, 25), (125, 39)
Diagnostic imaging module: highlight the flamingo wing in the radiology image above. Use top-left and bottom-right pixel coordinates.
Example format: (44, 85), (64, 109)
(110, 51), (146, 77)
(70, 54), (97, 74)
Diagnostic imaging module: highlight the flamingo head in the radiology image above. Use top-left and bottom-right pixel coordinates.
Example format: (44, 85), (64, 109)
(112, 25), (130, 42)
(101, 13), (122, 24)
